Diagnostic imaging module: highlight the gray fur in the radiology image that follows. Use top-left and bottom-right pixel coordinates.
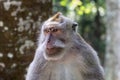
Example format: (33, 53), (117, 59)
(26, 13), (104, 80)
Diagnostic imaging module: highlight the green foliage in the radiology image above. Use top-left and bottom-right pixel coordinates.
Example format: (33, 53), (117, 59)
(53, 0), (106, 64)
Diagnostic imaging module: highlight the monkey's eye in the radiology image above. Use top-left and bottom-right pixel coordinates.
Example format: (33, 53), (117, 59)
(52, 28), (58, 32)
(48, 27), (59, 33)
(44, 29), (50, 33)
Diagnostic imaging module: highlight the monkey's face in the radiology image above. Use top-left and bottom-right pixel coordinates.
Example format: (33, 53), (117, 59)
(43, 22), (67, 60)
(41, 13), (78, 60)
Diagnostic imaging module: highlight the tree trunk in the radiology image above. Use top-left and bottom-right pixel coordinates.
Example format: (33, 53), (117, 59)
(105, 0), (120, 80)
(0, 0), (52, 80)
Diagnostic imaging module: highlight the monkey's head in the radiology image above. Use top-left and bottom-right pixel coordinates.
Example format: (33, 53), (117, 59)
(39, 12), (78, 60)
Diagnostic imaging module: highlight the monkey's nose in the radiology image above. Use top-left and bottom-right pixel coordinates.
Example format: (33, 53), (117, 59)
(47, 33), (52, 43)
(47, 39), (50, 43)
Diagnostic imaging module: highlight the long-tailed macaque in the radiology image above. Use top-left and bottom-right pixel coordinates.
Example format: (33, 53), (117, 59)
(26, 12), (104, 80)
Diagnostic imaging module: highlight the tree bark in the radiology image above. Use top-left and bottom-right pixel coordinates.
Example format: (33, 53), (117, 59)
(105, 0), (120, 80)
(0, 0), (52, 80)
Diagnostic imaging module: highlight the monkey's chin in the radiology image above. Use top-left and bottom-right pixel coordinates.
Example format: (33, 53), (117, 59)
(44, 48), (64, 61)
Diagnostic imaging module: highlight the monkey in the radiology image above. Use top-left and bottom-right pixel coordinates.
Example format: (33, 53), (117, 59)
(26, 12), (104, 80)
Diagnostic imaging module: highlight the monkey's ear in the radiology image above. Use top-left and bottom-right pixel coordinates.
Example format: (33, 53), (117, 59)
(72, 22), (78, 31)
